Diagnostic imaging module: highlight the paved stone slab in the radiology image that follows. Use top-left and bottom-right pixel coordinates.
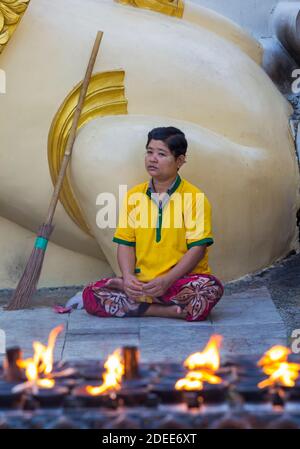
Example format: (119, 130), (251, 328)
(140, 317), (212, 328)
(139, 319), (214, 362)
(62, 332), (140, 361)
(62, 310), (140, 360)
(212, 322), (287, 356)
(207, 287), (286, 357)
(0, 307), (68, 361)
(67, 309), (141, 333)
(210, 287), (282, 325)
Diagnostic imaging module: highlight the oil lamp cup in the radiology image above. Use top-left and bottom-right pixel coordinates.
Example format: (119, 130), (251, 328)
(54, 377), (82, 393)
(286, 380), (300, 402)
(31, 386), (69, 408)
(182, 382), (228, 411)
(149, 378), (184, 404)
(77, 365), (105, 381)
(0, 381), (24, 408)
(183, 391), (202, 409)
(235, 380), (270, 404)
(199, 382), (228, 405)
(116, 377), (150, 406)
(215, 366), (235, 384)
(233, 359), (269, 405)
(281, 380), (300, 412)
(117, 386), (150, 407)
(72, 384), (119, 408)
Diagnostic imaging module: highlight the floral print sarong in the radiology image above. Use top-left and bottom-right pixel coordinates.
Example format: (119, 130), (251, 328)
(83, 274), (224, 322)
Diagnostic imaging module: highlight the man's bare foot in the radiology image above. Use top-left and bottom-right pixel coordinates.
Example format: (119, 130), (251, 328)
(144, 304), (188, 320)
(105, 277), (124, 291)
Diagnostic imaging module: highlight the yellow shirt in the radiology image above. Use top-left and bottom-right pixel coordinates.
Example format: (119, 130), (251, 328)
(113, 175), (214, 282)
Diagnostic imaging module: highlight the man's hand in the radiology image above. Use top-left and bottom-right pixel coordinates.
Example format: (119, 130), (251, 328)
(142, 275), (173, 297)
(123, 274), (144, 300)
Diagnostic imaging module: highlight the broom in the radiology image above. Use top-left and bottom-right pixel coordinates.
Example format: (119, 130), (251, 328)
(6, 31), (103, 310)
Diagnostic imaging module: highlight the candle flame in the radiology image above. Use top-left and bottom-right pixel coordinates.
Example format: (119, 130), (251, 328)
(257, 345), (300, 388)
(86, 349), (124, 396)
(175, 335), (223, 391)
(257, 345), (291, 367)
(17, 324), (64, 389)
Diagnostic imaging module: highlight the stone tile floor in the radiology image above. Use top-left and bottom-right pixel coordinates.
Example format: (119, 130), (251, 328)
(2, 251), (300, 363)
(0, 286), (287, 364)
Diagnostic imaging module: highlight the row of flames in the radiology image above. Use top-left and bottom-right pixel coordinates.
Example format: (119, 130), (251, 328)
(11, 326), (300, 395)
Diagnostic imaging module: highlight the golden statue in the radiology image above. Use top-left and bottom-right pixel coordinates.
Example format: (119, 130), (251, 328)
(0, 0), (298, 287)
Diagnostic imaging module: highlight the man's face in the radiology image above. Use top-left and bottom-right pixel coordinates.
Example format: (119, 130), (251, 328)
(145, 139), (184, 180)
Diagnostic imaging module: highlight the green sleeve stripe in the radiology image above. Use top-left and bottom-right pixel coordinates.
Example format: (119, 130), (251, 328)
(112, 237), (136, 247)
(187, 238), (214, 249)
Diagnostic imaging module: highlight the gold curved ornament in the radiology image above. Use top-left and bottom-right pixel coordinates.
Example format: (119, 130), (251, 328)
(115, 0), (184, 18)
(48, 71), (128, 236)
(0, 0), (30, 54)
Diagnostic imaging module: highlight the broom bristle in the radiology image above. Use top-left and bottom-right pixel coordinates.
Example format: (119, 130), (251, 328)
(5, 224), (54, 310)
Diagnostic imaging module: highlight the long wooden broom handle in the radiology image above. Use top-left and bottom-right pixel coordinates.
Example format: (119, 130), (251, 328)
(45, 31), (103, 225)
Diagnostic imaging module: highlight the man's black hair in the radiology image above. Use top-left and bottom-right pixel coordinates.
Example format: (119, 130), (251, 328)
(146, 127), (187, 158)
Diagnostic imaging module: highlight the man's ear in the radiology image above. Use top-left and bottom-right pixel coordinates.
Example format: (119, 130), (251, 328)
(177, 154), (186, 168)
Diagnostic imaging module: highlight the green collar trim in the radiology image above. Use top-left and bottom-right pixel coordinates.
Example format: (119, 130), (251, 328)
(168, 174), (181, 196)
(146, 174), (181, 198)
(145, 175), (182, 244)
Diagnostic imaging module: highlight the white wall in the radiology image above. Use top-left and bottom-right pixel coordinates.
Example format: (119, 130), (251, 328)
(192, 0), (299, 37)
